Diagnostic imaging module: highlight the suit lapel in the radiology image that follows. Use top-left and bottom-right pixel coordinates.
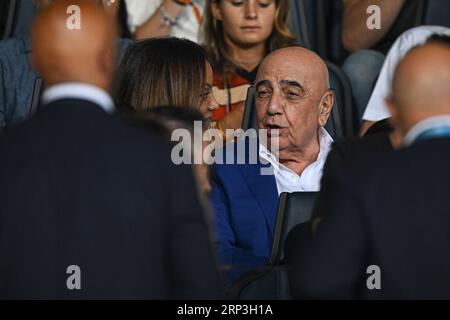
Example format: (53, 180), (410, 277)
(239, 162), (279, 237)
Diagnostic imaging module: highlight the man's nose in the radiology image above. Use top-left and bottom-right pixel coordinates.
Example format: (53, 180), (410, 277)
(244, 1), (258, 20)
(266, 92), (283, 116)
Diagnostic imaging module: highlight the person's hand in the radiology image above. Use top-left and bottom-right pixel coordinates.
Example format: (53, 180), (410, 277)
(133, 0), (182, 39)
(162, 0), (183, 19)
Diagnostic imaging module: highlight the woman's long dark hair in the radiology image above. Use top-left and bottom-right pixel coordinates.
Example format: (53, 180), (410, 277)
(116, 37), (211, 112)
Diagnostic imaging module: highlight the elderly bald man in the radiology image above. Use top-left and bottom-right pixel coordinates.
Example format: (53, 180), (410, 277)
(0, 0), (132, 130)
(0, 0), (223, 299)
(287, 37), (450, 299)
(210, 46), (334, 281)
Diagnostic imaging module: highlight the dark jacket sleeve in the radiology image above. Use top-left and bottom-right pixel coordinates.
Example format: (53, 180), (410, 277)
(313, 139), (353, 221)
(209, 166), (268, 281)
(287, 169), (369, 299)
(167, 162), (224, 299)
(0, 58), (6, 130)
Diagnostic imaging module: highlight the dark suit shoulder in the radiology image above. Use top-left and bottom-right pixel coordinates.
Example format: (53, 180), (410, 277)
(0, 99), (172, 171)
(368, 137), (450, 183)
(331, 132), (391, 165)
(322, 132), (392, 178)
(328, 137), (450, 214)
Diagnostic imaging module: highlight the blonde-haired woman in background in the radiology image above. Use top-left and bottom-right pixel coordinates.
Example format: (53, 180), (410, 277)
(200, 0), (297, 135)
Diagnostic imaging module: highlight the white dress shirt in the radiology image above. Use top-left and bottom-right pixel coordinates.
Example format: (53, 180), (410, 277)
(403, 116), (450, 147)
(259, 127), (333, 195)
(125, 0), (205, 43)
(363, 26), (450, 122)
(41, 83), (115, 114)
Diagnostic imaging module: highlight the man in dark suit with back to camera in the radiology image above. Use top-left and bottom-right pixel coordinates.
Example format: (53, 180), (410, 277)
(0, 0), (133, 131)
(0, 0), (223, 299)
(288, 36), (450, 299)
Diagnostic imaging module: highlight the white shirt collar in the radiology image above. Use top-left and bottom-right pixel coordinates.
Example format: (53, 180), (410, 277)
(259, 127), (333, 193)
(403, 115), (450, 147)
(42, 83), (115, 114)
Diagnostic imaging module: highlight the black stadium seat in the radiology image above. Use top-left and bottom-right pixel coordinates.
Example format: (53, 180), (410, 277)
(1, 0), (17, 39)
(423, 0), (450, 27)
(326, 61), (355, 137)
(241, 85), (257, 131)
(29, 76), (43, 119)
(269, 192), (318, 265)
(293, 0), (345, 63)
(324, 0), (347, 65)
(290, 0), (312, 49)
(227, 192), (318, 300)
(242, 62), (355, 138)
(1, 0), (36, 40)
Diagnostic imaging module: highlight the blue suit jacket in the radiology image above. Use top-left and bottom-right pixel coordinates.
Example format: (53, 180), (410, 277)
(210, 138), (279, 280)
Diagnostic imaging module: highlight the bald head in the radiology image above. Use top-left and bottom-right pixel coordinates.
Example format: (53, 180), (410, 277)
(257, 47), (330, 92)
(31, 0), (117, 90)
(389, 41), (450, 133)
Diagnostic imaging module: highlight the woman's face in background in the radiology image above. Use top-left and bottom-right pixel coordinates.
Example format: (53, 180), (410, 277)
(197, 62), (220, 195)
(212, 0), (276, 48)
(199, 62), (219, 122)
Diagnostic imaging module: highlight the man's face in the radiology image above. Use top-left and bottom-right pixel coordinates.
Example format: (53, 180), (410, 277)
(255, 52), (328, 153)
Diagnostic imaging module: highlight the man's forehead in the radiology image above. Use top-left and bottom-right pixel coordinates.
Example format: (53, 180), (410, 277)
(257, 60), (310, 81)
(255, 67), (308, 87)
(256, 48), (326, 86)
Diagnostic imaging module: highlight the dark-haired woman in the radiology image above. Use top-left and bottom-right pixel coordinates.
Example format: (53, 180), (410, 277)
(116, 37), (219, 123)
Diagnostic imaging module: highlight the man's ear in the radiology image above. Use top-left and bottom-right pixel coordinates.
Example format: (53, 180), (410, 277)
(98, 45), (116, 85)
(318, 89), (334, 127)
(385, 96), (399, 129)
(211, 0), (222, 21)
